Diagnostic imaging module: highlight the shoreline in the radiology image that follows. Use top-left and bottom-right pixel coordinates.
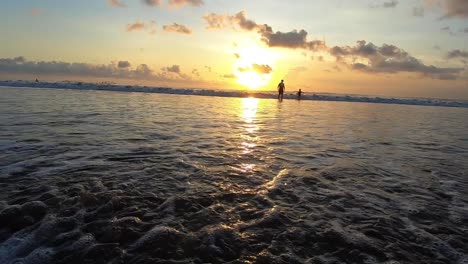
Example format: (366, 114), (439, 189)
(1, 80), (467, 108)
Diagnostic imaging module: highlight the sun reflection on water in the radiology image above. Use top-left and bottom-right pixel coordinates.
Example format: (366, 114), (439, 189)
(239, 98), (260, 171)
(241, 97), (259, 124)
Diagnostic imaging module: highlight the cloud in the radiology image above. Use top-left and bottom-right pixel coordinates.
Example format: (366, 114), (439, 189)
(162, 65), (181, 73)
(0, 56), (201, 83)
(203, 13), (229, 29)
(125, 21), (157, 34)
(0, 57), (156, 79)
(252, 64), (272, 74)
(425, 0), (468, 18)
(443, 0), (468, 18)
(330, 40), (464, 80)
(30, 8), (41, 16)
(260, 26), (326, 50)
(162, 23), (192, 34)
(237, 67), (249, 73)
(126, 22), (146, 32)
(447, 49), (468, 59)
(441, 26), (456, 35)
(203, 11), (326, 51)
(118, 61), (131, 68)
(222, 74), (236, 79)
(108, 0), (126, 8)
(370, 0), (399, 8)
(413, 7), (425, 17)
(203, 10), (464, 81)
(142, 0), (162, 6)
(168, 0), (203, 8)
(383, 0), (399, 8)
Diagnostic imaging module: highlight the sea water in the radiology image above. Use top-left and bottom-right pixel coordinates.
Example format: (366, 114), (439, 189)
(0, 87), (467, 263)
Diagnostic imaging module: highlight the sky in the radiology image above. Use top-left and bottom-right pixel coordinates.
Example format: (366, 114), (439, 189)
(1, 0), (467, 99)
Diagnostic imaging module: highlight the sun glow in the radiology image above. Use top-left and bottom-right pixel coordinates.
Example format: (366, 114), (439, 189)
(233, 45), (278, 90)
(236, 71), (268, 89)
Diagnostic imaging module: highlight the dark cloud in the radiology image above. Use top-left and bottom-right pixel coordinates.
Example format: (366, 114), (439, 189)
(191, 69), (200, 76)
(447, 49), (468, 59)
(0, 57), (156, 79)
(330, 40), (464, 80)
(162, 23), (192, 34)
(233, 11), (261, 31)
(118, 61), (131, 68)
(0, 57), (203, 83)
(252, 64), (272, 74)
(142, 0), (161, 6)
(162, 65), (181, 73)
(260, 28), (309, 49)
(168, 0), (203, 8)
(413, 7), (425, 17)
(108, 0), (126, 7)
(260, 27), (326, 50)
(135, 64), (153, 77)
(203, 11), (326, 51)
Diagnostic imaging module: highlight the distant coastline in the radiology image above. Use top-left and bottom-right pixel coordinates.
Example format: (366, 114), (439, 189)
(1, 80), (467, 108)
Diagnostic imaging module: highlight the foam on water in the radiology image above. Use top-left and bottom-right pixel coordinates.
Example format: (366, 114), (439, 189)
(0, 87), (467, 263)
(1, 80), (468, 108)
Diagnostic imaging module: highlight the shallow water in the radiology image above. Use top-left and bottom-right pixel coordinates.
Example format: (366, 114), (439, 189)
(0, 87), (467, 264)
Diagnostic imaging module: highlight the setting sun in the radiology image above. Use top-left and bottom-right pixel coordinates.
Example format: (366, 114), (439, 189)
(236, 71), (269, 89)
(233, 45), (278, 89)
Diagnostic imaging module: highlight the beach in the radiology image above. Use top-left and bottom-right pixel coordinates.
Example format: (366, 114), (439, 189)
(1, 86), (467, 263)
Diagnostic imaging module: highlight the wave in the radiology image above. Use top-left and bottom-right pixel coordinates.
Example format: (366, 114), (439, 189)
(1, 80), (467, 108)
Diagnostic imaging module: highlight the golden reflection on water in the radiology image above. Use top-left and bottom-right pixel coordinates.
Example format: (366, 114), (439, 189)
(239, 98), (260, 172)
(241, 97), (259, 124)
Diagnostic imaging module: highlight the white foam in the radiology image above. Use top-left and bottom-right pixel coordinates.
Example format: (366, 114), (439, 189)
(1, 81), (467, 108)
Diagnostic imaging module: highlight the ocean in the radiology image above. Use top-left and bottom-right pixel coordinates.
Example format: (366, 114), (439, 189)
(0, 86), (467, 263)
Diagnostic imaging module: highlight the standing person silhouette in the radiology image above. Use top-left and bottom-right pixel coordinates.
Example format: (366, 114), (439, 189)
(297, 89), (303, 100)
(277, 80), (285, 101)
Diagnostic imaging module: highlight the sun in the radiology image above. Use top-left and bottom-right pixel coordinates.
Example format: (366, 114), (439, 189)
(233, 45), (277, 90)
(236, 71), (269, 89)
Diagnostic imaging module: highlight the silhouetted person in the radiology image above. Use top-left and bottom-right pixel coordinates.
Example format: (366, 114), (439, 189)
(277, 80), (285, 101)
(35, 78), (39, 82)
(297, 89), (303, 100)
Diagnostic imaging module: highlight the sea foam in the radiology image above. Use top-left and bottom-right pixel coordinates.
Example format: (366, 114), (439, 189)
(1, 80), (467, 108)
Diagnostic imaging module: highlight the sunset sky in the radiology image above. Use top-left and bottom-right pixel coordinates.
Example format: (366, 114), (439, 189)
(1, 0), (467, 99)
